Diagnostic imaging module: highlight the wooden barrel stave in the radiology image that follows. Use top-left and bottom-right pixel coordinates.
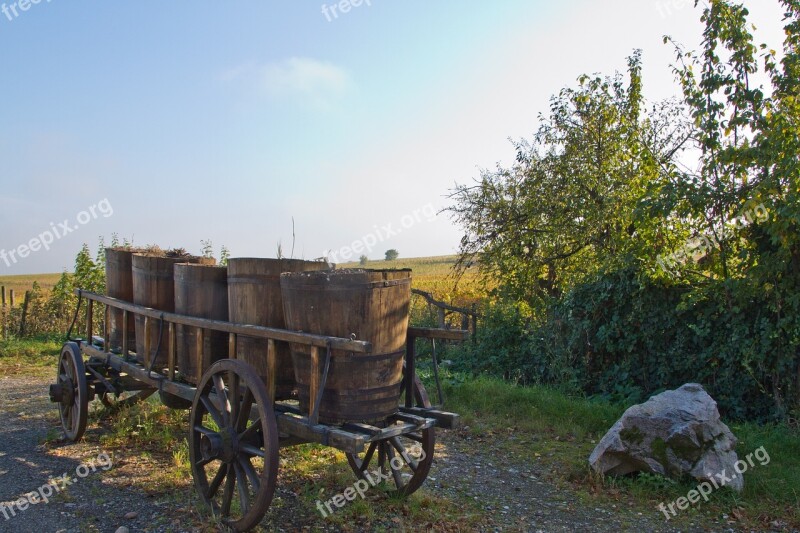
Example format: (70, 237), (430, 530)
(227, 258), (330, 399)
(174, 263), (228, 384)
(280, 269), (411, 425)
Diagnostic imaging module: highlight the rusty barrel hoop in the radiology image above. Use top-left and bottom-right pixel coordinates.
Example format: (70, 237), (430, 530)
(280, 269), (412, 425)
(227, 258), (331, 399)
(175, 263), (229, 384)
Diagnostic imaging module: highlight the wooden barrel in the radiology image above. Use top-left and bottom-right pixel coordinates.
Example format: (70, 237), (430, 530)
(132, 253), (211, 368)
(227, 258), (330, 399)
(175, 264), (229, 384)
(105, 248), (137, 352)
(280, 269), (411, 424)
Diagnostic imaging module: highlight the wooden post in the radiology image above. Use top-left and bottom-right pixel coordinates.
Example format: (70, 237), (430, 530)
(228, 333), (237, 359)
(168, 322), (176, 381)
(196, 328), (206, 385)
(122, 310), (129, 358)
(309, 346), (320, 424)
(437, 307), (446, 329)
(266, 339), (277, 405)
(1, 286), (5, 339)
(144, 316), (151, 369)
(18, 290), (31, 337)
(86, 299), (94, 344)
(103, 305), (110, 353)
(9, 289), (14, 308)
(405, 334), (416, 408)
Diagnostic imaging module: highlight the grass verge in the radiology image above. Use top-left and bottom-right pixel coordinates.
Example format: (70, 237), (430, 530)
(437, 373), (800, 530)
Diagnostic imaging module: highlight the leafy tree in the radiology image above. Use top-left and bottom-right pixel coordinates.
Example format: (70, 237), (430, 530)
(447, 0), (800, 419)
(359, 254), (369, 266)
(449, 53), (685, 307)
(74, 243), (104, 294)
(385, 249), (399, 261)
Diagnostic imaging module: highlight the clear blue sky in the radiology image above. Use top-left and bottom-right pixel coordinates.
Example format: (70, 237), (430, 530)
(0, 0), (786, 274)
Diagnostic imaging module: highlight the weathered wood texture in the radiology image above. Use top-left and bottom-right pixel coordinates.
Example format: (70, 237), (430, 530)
(105, 248), (137, 351)
(227, 258), (330, 399)
(281, 269), (411, 424)
(174, 263), (229, 384)
(132, 253), (212, 368)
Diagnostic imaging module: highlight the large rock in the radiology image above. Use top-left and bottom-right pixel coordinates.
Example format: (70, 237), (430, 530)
(589, 383), (743, 491)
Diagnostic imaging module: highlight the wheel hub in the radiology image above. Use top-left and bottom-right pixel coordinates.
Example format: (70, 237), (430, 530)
(200, 429), (238, 464)
(51, 378), (75, 406)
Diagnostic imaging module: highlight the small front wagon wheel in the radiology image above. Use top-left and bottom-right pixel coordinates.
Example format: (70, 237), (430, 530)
(51, 342), (89, 442)
(189, 360), (279, 532)
(346, 374), (435, 497)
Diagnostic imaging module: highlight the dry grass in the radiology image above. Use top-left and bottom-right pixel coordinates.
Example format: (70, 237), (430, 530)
(0, 273), (63, 303)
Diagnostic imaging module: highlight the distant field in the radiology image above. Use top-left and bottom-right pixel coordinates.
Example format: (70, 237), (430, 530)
(0, 255), (488, 307)
(0, 273), (63, 304)
(341, 254), (487, 305)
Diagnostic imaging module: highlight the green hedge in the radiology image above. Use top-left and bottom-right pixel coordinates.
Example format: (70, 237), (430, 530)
(456, 267), (800, 422)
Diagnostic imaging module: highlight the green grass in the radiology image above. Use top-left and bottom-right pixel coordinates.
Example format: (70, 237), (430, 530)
(0, 334), (63, 376)
(436, 373), (800, 529)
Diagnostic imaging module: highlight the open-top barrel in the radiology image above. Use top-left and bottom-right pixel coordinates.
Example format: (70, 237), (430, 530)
(132, 252), (211, 368)
(227, 258), (330, 399)
(175, 263), (229, 384)
(105, 247), (138, 352)
(280, 269), (411, 424)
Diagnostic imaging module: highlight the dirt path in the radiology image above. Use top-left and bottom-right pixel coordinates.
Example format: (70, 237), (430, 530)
(0, 375), (704, 533)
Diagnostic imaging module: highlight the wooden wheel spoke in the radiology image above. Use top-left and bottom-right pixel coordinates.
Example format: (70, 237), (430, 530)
(193, 425), (218, 438)
(359, 442), (378, 472)
(229, 371), (241, 426)
(221, 465), (236, 515)
(201, 396), (225, 429)
(378, 443), (387, 475)
(195, 456), (215, 469)
(212, 374), (231, 427)
(240, 443), (265, 458)
(238, 456), (260, 493)
(235, 388), (254, 432)
(389, 437), (419, 471)
(233, 461), (250, 515)
(207, 463), (228, 499)
(385, 445), (405, 489)
(238, 418), (261, 443)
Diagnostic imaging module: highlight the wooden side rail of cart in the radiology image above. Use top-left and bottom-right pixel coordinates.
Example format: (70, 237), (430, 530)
(69, 290), (465, 451)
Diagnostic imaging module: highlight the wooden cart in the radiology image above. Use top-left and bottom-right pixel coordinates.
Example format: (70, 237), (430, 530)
(49, 290), (464, 531)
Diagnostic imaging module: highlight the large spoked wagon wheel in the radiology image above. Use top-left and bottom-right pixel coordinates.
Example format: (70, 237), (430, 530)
(346, 374), (435, 497)
(53, 342), (89, 442)
(189, 360), (279, 532)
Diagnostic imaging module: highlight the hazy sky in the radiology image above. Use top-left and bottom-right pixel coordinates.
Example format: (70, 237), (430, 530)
(0, 0), (787, 274)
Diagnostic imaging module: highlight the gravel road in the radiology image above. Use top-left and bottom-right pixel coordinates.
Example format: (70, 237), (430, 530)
(0, 374), (729, 532)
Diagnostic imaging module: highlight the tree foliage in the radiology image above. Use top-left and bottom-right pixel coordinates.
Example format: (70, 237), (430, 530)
(449, 52), (688, 308)
(449, 0), (800, 420)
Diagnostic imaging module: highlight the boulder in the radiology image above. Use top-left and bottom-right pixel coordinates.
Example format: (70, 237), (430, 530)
(589, 383), (743, 491)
